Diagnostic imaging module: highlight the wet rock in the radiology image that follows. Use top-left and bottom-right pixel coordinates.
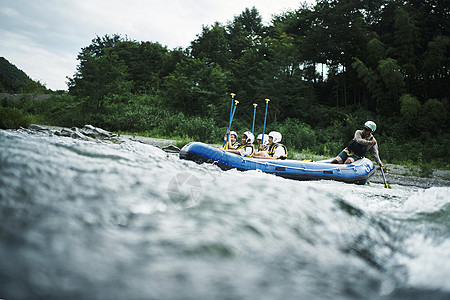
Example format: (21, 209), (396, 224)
(162, 145), (181, 153)
(28, 124), (49, 131)
(54, 128), (73, 137)
(79, 124), (117, 139)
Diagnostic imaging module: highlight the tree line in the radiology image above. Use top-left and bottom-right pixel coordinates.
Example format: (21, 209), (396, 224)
(67, 0), (448, 127)
(1, 0), (449, 167)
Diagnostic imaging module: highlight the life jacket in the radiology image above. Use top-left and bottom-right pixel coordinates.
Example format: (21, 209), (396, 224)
(236, 144), (255, 157)
(267, 143), (287, 160)
(258, 144), (268, 152)
(347, 137), (373, 158)
(223, 141), (240, 150)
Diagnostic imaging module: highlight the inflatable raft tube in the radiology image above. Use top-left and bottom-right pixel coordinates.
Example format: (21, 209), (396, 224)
(180, 142), (376, 185)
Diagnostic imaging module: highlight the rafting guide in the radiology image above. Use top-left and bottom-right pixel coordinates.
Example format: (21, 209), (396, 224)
(330, 121), (383, 166)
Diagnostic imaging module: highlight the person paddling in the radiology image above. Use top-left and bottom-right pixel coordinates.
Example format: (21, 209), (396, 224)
(253, 131), (287, 160)
(225, 131), (255, 157)
(330, 121), (383, 166)
(223, 130), (239, 150)
(256, 133), (269, 151)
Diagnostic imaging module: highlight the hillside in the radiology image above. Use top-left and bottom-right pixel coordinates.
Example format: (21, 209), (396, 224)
(0, 57), (49, 93)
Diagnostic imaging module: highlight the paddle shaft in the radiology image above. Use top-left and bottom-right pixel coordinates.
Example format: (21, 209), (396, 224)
(377, 154), (390, 188)
(380, 167), (388, 188)
(229, 102), (238, 127)
(251, 103), (257, 135)
(261, 99), (270, 146)
(222, 94), (236, 148)
(222, 98), (239, 148)
(228, 94), (235, 128)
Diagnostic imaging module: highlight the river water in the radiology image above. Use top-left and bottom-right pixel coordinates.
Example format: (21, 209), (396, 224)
(0, 129), (449, 300)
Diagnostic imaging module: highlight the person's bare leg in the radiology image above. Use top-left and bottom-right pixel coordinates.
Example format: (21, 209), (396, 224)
(253, 152), (269, 159)
(344, 157), (355, 164)
(330, 157), (343, 164)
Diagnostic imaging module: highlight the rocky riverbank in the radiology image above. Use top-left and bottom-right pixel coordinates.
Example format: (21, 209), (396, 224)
(369, 166), (450, 188)
(26, 124), (180, 151)
(22, 124), (450, 188)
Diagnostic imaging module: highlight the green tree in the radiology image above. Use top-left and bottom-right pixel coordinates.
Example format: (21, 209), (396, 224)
(128, 41), (173, 94)
(162, 57), (230, 118)
(421, 35), (450, 99)
(352, 55), (405, 114)
(190, 22), (231, 68)
(68, 35), (133, 108)
(378, 57), (405, 108)
(227, 7), (265, 61)
(420, 98), (447, 132)
(393, 7), (419, 63)
(351, 58), (382, 111)
(399, 93), (421, 132)
(366, 38), (386, 68)
(69, 46), (131, 109)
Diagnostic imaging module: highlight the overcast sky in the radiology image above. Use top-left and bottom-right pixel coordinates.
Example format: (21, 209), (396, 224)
(1, 0), (315, 91)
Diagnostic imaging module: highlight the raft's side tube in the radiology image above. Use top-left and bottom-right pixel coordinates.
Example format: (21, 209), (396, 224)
(180, 142), (375, 185)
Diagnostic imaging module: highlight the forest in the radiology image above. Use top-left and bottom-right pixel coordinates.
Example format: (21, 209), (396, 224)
(1, 0), (449, 169)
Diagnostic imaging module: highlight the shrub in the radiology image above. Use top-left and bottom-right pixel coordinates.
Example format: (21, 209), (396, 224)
(279, 118), (316, 152)
(180, 116), (219, 143)
(400, 94), (421, 120)
(0, 106), (31, 129)
(104, 103), (163, 132)
(159, 112), (186, 137)
(315, 126), (347, 156)
(420, 98), (447, 132)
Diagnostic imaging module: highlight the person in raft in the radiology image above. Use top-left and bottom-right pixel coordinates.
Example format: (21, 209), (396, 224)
(330, 121), (383, 166)
(223, 130), (239, 150)
(253, 131), (287, 160)
(225, 131), (255, 157)
(256, 133), (269, 152)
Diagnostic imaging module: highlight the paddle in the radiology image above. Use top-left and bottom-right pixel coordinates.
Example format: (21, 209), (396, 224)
(230, 100), (239, 126)
(222, 95), (239, 149)
(228, 93), (235, 126)
(377, 154), (391, 188)
(251, 103), (258, 135)
(223, 93), (236, 148)
(261, 98), (270, 150)
(380, 166), (391, 188)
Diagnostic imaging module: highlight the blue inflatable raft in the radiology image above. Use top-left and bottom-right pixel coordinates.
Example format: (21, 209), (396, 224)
(180, 142), (376, 185)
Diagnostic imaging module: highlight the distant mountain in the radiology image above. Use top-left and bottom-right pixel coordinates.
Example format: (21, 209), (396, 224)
(0, 57), (48, 93)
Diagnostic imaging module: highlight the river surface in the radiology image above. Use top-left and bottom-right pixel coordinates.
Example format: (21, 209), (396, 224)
(1, 129), (449, 300)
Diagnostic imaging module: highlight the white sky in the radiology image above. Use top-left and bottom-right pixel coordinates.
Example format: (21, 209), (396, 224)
(0, 0), (315, 91)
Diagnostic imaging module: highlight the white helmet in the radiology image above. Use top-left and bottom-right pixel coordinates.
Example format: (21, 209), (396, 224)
(243, 131), (254, 144)
(257, 134), (269, 145)
(364, 121), (376, 132)
(229, 131), (238, 139)
(268, 131), (282, 143)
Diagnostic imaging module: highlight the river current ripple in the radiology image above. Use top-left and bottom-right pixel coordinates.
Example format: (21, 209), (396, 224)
(0, 129), (449, 300)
